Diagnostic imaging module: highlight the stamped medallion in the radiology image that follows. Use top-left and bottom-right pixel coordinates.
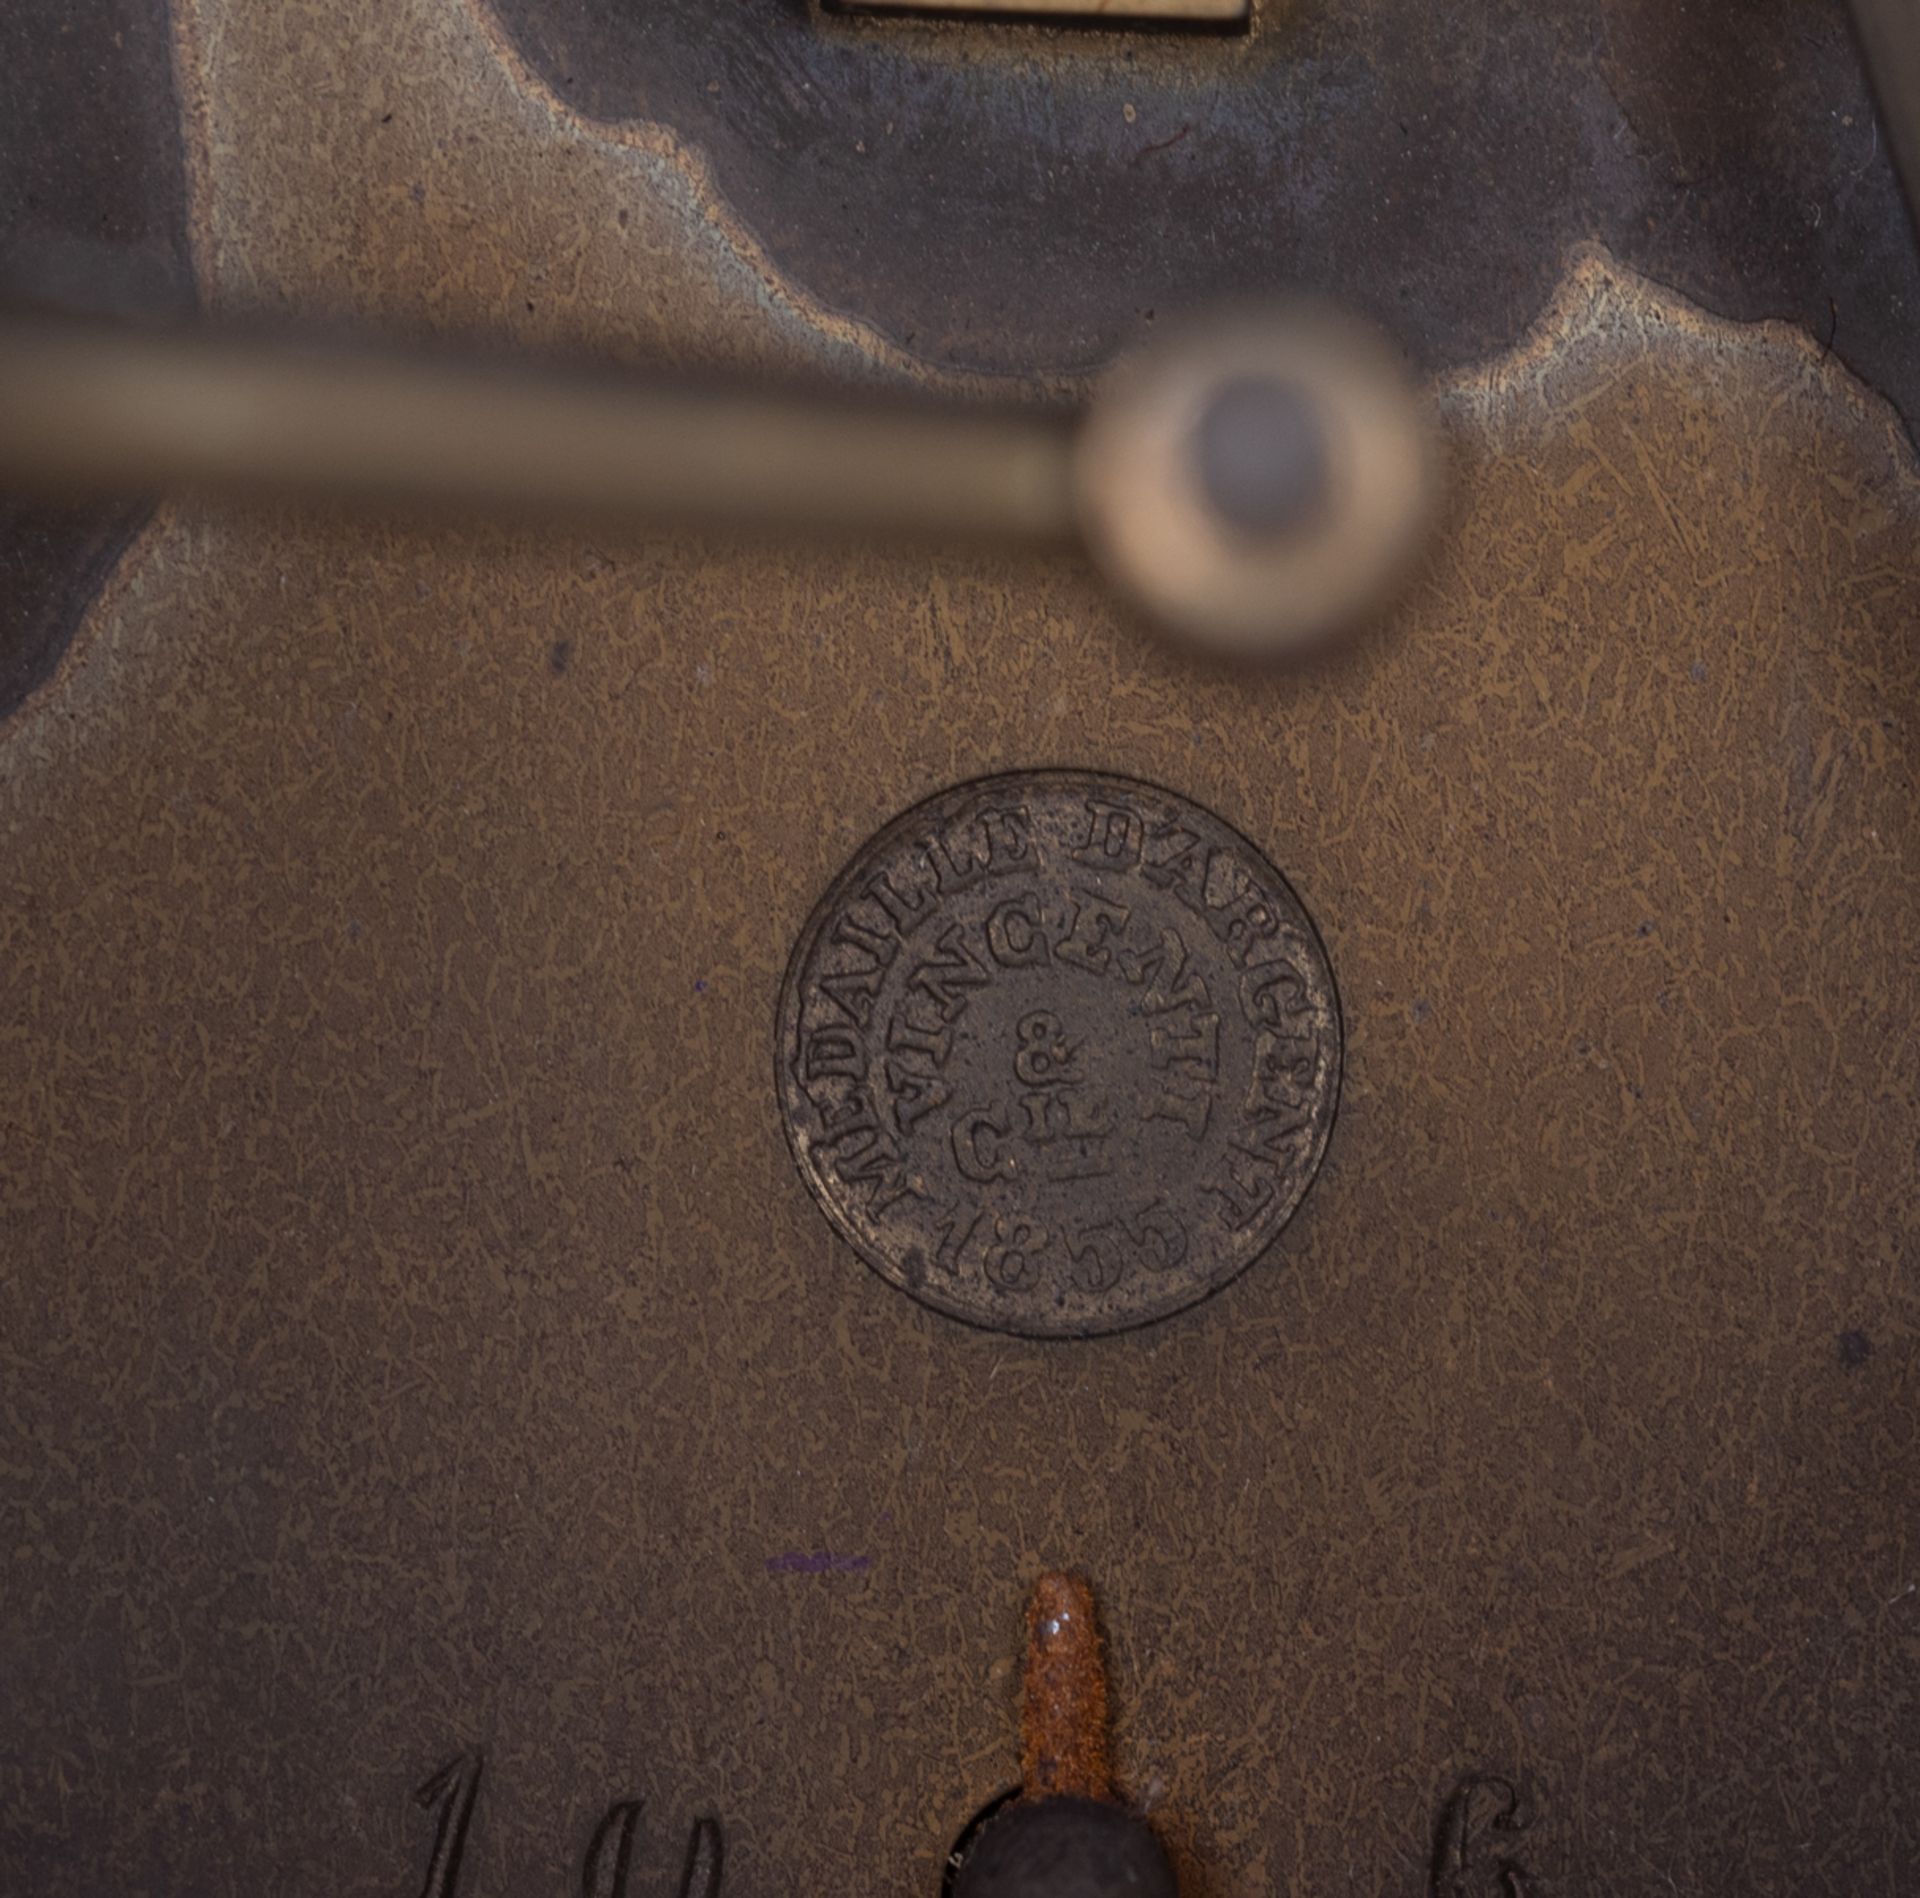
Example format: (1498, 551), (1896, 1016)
(776, 771), (1341, 1337)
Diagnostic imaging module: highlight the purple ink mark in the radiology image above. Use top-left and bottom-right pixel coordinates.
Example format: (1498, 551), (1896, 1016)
(765, 1551), (872, 1576)
(1135, 124), (1191, 163)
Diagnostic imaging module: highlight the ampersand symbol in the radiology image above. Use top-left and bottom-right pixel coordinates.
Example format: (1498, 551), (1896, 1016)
(1014, 1010), (1080, 1087)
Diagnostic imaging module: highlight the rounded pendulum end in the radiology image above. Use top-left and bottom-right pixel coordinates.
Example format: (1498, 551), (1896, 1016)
(952, 1796), (1179, 1898)
(1074, 303), (1438, 663)
(950, 1573), (1179, 1898)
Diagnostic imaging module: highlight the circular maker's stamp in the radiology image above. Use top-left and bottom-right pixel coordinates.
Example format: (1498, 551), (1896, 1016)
(776, 771), (1341, 1337)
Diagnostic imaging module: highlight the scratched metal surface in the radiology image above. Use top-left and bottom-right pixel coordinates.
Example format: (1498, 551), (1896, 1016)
(1, 1), (1918, 1894)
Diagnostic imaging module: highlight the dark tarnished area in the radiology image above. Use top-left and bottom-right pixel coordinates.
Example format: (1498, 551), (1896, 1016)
(0, 0), (195, 719)
(777, 770), (1340, 1337)
(487, 0), (1920, 423)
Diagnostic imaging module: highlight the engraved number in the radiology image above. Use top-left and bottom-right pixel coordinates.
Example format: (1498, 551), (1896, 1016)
(412, 1753), (483, 1898)
(1070, 1203), (1188, 1292)
(407, 1752), (724, 1898)
(1129, 1203), (1188, 1274)
(1068, 1233), (1125, 1294)
(982, 1217), (1045, 1291)
(584, 1802), (724, 1898)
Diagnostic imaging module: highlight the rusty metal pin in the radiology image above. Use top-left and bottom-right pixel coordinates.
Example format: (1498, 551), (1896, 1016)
(1021, 1572), (1114, 1804)
(954, 1574), (1177, 1897)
